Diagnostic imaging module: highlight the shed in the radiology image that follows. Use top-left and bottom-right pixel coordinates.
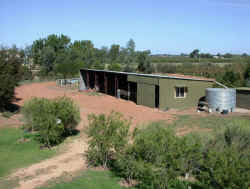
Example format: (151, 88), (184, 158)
(236, 88), (250, 110)
(80, 69), (215, 110)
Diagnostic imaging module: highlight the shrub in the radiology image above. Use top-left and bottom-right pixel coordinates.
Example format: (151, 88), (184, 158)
(0, 47), (22, 110)
(113, 122), (202, 189)
(53, 96), (80, 135)
(22, 97), (80, 147)
(85, 112), (130, 167)
(196, 121), (250, 189)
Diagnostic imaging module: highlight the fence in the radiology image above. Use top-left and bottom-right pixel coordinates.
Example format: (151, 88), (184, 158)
(56, 78), (80, 89)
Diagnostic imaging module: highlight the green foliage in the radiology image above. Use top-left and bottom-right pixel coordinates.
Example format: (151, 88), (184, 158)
(53, 96), (81, 135)
(196, 121), (250, 189)
(0, 47), (23, 110)
(189, 49), (200, 58)
(108, 63), (122, 71)
(137, 51), (154, 73)
(0, 127), (55, 178)
(1, 111), (14, 118)
(113, 122), (201, 189)
(38, 170), (136, 189)
(22, 97), (80, 147)
(86, 112), (130, 167)
(221, 71), (242, 87)
(109, 44), (120, 63)
(20, 65), (33, 80)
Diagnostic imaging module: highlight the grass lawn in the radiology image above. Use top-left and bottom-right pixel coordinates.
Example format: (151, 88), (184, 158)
(172, 114), (250, 130)
(0, 127), (56, 178)
(39, 170), (135, 189)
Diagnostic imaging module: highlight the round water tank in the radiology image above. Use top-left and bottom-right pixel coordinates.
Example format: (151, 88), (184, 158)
(206, 88), (236, 112)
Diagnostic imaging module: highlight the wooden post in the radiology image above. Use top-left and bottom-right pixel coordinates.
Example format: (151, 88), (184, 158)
(115, 75), (118, 97)
(104, 73), (108, 94)
(128, 82), (130, 100)
(95, 72), (98, 91)
(86, 71), (90, 89)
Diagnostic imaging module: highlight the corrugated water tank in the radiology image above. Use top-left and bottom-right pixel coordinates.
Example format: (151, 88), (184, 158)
(206, 88), (236, 113)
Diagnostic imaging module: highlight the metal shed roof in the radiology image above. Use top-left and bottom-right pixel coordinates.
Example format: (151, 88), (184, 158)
(80, 68), (215, 82)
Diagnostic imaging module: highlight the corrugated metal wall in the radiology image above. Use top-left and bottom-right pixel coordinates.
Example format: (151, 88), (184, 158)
(159, 78), (213, 109)
(137, 83), (155, 108)
(128, 75), (158, 85)
(236, 90), (250, 109)
(128, 75), (159, 108)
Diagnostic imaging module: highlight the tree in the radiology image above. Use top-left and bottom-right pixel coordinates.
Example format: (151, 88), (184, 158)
(70, 40), (95, 68)
(109, 44), (120, 63)
(54, 50), (84, 78)
(22, 97), (80, 147)
(222, 71), (242, 87)
(0, 46), (23, 110)
(189, 49), (199, 58)
(31, 34), (71, 74)
(223, 53), (233, 58)
(242, 53), (248, 57)
(86, 112), (130, 167)
(127, 39), (135, 54)
(137, 50), (154, 73)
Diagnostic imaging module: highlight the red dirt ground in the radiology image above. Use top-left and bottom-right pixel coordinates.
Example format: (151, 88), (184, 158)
(14, 82), (174, 129)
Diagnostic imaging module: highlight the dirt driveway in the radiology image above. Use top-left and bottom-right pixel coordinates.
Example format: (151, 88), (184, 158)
(2, 81), (175, 189)
(14, 82), (174, 129)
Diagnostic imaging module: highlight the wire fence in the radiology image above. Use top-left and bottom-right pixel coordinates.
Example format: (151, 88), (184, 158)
(56, 78), (80, 89)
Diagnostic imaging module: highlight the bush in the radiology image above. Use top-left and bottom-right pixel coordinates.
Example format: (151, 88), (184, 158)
(22, 97), (80, 147)
(85, 112), (130, 167)
(53, 96), (81, 135)
(0, 47), (23, 110)
(196, 121), (250, 189)
(113, 122), (202, 189)
(108, 63), (122, 71)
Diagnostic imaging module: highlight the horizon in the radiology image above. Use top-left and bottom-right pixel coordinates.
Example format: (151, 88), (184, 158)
(1, 0), (250, 54)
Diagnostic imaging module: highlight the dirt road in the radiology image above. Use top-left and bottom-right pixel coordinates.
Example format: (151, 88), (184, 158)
(6, 82), (174, 189)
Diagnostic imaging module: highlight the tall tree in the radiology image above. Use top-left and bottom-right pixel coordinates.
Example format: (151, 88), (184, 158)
(109, 44), (120, 63)
(0, 46), (23, 110)
(137, 50), (153, 73)
(190, 49), (200, 58)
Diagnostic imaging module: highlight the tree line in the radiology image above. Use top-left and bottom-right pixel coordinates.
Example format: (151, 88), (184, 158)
(28, 34), (153, 78)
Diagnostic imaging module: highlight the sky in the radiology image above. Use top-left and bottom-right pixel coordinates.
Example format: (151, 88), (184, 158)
(1, 0), (250, 54)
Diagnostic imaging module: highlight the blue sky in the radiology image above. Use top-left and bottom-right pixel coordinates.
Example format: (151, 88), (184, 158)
(1, 0), (250, 54)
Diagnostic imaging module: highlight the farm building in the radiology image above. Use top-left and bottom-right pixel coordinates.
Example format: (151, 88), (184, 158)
(236, 88), (250, 110)
(79, 69), (215, 110)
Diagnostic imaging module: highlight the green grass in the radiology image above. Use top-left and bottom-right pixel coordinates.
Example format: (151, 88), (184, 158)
(171, 114), (250, 130)
(0, 127), (56, 178)
(39, 170), (135, 189)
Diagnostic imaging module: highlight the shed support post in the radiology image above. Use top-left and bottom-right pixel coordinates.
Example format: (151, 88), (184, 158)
(95, 72), (99, 91)
(115, 75), (118, 97)
(128, 82), (130, 100)
(104, 73), (108, 94)
(86, 71), (90, 89)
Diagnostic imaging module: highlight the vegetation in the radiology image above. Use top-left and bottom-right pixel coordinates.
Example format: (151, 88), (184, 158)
(195, 120), (250, 188)
(0, 127), (55, 178)
(0, 46), (23, 111)
(85, 113), (250, 189)
(2, 34), (250, 88)
(86, 112), (130, 167)
(22, 96), (80, 147)
(39, 170), (135, 189)
(28, 35), (151, 78)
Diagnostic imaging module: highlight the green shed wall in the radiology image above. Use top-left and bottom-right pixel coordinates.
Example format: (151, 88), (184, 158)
(236, 90), (250, 109)
(127, 75), (158, 85)
(159, 79), (213, 109)
(137, 83), (155, 108)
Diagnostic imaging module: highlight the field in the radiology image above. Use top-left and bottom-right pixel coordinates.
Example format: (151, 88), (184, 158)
(0, 81), (249, 189)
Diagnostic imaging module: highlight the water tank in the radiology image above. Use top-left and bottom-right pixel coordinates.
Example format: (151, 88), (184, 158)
(206, 88), (236, 113)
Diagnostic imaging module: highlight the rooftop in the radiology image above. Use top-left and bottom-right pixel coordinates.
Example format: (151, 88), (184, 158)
(80, 68), (215, 82)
